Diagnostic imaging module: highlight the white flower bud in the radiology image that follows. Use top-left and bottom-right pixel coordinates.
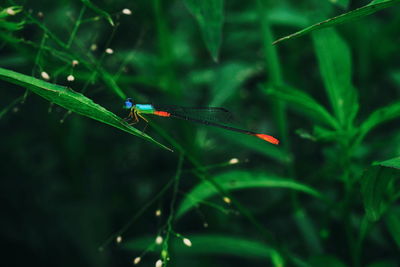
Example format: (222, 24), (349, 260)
(67, 75), (75, 82)
(155, 209), (161, 217)
(229, 158), (239, 165)
(41, 71), (50, 80)
(183, 238), (192, 247)
(116, 236), (122, 243)
(7, 7), (16, 16)
(133, 257), (141, 265)
(122, 8), (132, 15)
(223, 197), (231, 204)
(155, 259), (163, 267)
(72, 60), (79, 66)
(155, 236), (163, 245)
(105, 48), (114, 54)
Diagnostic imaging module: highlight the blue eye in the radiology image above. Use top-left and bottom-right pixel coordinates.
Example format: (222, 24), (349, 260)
(124, 98), (133, 109)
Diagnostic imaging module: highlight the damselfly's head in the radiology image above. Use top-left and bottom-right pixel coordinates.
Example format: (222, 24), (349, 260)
(123, 98), (134, 109)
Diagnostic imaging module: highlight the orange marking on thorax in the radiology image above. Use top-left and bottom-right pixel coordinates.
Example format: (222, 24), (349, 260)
(154, 111), (171, 117)
(254, 134), (280, 145)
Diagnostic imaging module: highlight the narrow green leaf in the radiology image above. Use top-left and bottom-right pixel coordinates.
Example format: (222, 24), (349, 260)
(216, 129), (290, 163)
(377, 157), (400, 169)
(80, 0), (114, 26)
(177, 170), (322, 218)
(0, 20), (24, 31)
(184, 0), (224, 62)
(331, 0), (350, 9)
(361, 159), (400, 221)
(312, 28), (358, 128)
(0, 67), (171, 151)
(385, 208), (400, 249)
(123, 234), (283, 263)
(266, 85), (339, 129)
(359, 101), (400, 141)
(308, 255), (347, 267)
(294, 208), (323, 254)
(273, 0), (400, 45)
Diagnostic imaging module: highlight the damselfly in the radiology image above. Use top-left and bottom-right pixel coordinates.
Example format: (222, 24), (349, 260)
(123, 98), (279, 145)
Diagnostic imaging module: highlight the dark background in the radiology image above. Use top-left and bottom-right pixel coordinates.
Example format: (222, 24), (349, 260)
(1, 0), (400, 266)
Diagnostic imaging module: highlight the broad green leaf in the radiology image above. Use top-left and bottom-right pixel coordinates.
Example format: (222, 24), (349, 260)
(184, 0), (224, 62)
(211, 63), (259, 106)
(273, 0), (400, 45)
(177, 170), (322, 218)
(123, 234), (283, 264)
(0, 67), (171, 151)
(358, 101), (400, 141)
(266, 85), (339, 129)
(361, 159), (400, 221)
(312, 28), (358, 128)
(80, 0), (114, 26)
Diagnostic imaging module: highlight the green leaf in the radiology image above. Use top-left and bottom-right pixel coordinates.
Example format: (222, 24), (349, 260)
(80, 0), (114, 26)
(176, 170), (322, 218)
(184, 0), (224, 62)
(308, 255), (347, 267)
(216, 129), (290, 163)
(361, 159), (400, 222)
(377, 157), (400, 169)
(331, 0), (350, 9)
(273, 0), (400, 45)
(123, 234), (283, 263)
(358, 101), (400, 141)
(312, 28), (358, 128)
(210, 62), (259, 106)
(385, 207), (400, 249)
(266, 85), (339, 129)
(0, 20), (24, 31)
(0, 67), (171, 151)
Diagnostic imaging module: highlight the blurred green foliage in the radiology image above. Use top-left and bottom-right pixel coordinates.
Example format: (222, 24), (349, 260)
(1, 0), (400, 267)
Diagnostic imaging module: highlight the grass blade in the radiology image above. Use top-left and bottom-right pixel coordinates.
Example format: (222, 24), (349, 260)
(184, 0), (224, 62)
(266, 85), (339, 129)
(358, 101), (400, 142)
(0, 67), (171, 151)
(312, 28), (358, 129)
(273, 0), (400, 45)
(176, 170), (322, 218)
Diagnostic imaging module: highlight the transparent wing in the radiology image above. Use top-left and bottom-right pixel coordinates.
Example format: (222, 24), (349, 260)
(152, 105), (235, 124)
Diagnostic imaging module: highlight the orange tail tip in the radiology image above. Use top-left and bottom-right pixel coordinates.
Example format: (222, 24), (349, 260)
(254, 134), (280, 145)
(154, 111), (171, 117)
